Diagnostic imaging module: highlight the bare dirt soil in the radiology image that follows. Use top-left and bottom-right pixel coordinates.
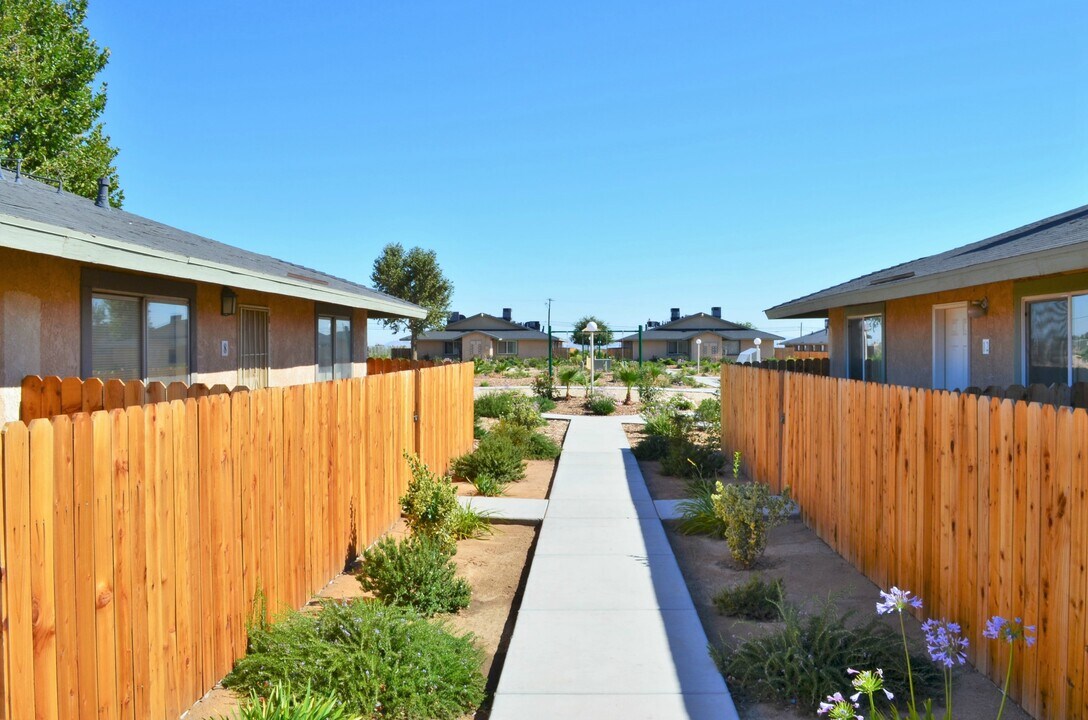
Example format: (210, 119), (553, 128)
(183, 520), (538, 720)
(635, 458), (1031, 720)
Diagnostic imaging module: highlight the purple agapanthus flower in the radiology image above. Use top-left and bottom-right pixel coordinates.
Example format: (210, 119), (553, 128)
(983, 616), (1036, 646)
(921, 618), (969, 667)
(876, 586), (923, 615)
(817, 691), (862, 719)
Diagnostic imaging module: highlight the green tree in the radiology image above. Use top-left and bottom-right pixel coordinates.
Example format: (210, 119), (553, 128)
(613, 362), (641, 405)
(370, 243), (453, 360)
(570, 315), (613, 349)
(0, 0), (123, 205)
(557, 365), (583, 400)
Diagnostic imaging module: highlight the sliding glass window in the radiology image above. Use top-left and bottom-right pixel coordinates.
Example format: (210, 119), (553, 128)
(90, 294), (190, 383)
(847, 314), (884, 383)
(317, 313), (352, 381)
(1026, 293), (1088, 385)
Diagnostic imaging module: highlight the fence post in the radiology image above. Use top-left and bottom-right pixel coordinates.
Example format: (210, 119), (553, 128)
(778, 368), (786, 492)
(413, 366), (422, 459)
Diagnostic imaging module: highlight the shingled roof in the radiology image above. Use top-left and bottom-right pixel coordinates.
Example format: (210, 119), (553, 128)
(0, 171), (425, 318)
(766, 203), (1088, 320)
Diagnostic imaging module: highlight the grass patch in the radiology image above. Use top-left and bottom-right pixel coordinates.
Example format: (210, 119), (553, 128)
(471, 473), (507, 497)
(586, 395), (616, 415)
(358, 535), (470, 616)
(676, 477), (726, 536)
(713, 575), (783, 621)
(716, 599), (940, 712)
(233, 684), (360, 720)
(448, 504), (494, 541)
(224, 600), (484, 720)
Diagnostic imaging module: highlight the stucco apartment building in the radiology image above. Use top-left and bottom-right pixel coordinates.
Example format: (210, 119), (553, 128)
(618, 307), (783, 361)
(411, 309), (564, 360)
(766, 203), (1088, 390)
(0, 170), (423, 423)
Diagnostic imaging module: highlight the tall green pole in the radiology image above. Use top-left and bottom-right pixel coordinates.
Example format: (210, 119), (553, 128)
(548, 325), (553, 378)
(638, 325), (643, 367)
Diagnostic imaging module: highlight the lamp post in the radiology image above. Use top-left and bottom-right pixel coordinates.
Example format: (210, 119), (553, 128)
(585, 320), (598, 396)
(695, 338), (702, 374)
(753, 337), (762, 363)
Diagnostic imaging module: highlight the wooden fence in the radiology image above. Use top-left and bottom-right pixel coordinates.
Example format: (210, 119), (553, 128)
(720, 364), (1088, 719)
(20, 376), (243, 423)
(0, 362), (474, 720)
(365, 358), (439, 374)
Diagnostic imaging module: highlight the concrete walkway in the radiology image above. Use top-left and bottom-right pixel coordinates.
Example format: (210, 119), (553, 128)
(490, 417), (739, 720)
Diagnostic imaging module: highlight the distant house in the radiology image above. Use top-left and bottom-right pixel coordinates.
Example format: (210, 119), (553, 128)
(618, 307), (783, 361)
(782, 327), (829, 357)
(765, 204), (1088, 390)
(0, 170), (424, 423)
(410, 309), (564, 360)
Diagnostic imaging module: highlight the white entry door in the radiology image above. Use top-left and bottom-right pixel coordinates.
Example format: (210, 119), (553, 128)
(935, 305), (969, 390)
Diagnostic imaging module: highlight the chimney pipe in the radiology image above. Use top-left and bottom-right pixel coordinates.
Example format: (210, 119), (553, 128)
(711, 306), (721, 319)
(95, 177), (110, 208)
(670, 307), (680, 321)
(502, 307), (512, 321)
(14, 158), (22, 183)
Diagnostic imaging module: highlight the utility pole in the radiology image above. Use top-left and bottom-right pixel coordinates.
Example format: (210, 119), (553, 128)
(546, 298), (554, 378)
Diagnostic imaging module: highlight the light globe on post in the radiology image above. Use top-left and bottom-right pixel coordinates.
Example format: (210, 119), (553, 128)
(695, 338), (702, 373)
(584, 320), (599, 396)
(753, 336), (762, 363)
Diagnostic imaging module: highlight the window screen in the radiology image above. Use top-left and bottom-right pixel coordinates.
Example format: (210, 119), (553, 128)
(317, 316), (334, 382)
(91, 295), (142, 380)
(334, 317), (352, 379)
(146, 300), (189, 384)
(317, 314), (352, 381)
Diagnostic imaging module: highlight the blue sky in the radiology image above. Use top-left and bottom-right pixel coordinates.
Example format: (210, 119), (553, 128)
(86, 1), (1087, 345)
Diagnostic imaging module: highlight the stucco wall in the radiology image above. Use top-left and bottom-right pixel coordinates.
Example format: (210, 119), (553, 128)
(632, 337), (775, 362)
(461, 332), (494, 359)
(0, 247), (373, 421)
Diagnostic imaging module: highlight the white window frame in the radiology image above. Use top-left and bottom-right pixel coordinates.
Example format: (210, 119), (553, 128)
(1020, 290), (1088, 385)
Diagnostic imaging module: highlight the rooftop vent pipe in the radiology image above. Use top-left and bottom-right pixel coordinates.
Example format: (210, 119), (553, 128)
(95, 177), (110, 208)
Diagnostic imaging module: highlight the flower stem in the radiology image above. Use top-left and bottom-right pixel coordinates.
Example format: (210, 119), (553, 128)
(945, 668), (952, 718)
(899, 612), (917, 713)
(996, 645), (1015, 720)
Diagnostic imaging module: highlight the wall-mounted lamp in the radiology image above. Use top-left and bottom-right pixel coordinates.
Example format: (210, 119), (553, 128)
(968, 298), (988, 319)
(221, 286), (238, 316)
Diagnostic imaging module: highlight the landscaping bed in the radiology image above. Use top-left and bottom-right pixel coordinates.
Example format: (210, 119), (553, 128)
(183, 519), (537, 720)
(455, 458), (556, 499)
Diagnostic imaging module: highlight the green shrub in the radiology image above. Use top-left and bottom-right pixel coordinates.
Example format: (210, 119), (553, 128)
(676, 477), (727, 536)
(473, 419), (487, 440)
(636, 365), (667, 405)
(711, 481), (793, 569)
(500, 394), (545, 429)
(474, 390), (519, 419)
(532, 373), (558, 401)
(358, 535), (471, 615)
(643, 411), (675, 438)
(400, 454), (459, 549)
(225, 600), (484, 719)
(557, 365), (584, 400)
(661, 438), (724, 478)
(451, 433), (526, 484)
(471, 473), (507, 497)
(712, 575), (783, 621)
(231, 684), (361, 720)
(449, 505), (494, 541)
(717, 600), (940, 712)
(534, 396), (557, 413)
(695, 397), (721, 428)
(488, 422), (561, 461)
(632, 434), (669, 461)
(586, 395), (616, 415)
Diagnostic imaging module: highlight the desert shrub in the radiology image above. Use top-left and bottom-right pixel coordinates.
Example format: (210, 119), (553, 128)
(632, 434), (669, 461)
(488, 421), (561, 460)
(451, 433), (526, 484)
(711, 481), (793, 568)
(534, 396), (557, 413)
(473, 418), (487, 440)
(358, 535), (470, 615)
(474, 390), (519, 419)
(400, 454), (459, 549)
(225, 600), (484, 719)
(661, 438), (724, 478)
(717, 600), (939, 712)
(500, 394), (546, 429)
(643, 410), (676, 437)
(472, 357), (496, 375)
(636, 365), (667, 405)
(532, 372), (558, 401)
(232, 683), (361, 720)
(586, 395), (616, 415)
(448, 505), (494, 541)
(676, 477), (727, 536)
(502, 366), (530, 379)
(471, 473), (507, 497)
(713, 575), (784, 621)
(695, 397), (721, 427)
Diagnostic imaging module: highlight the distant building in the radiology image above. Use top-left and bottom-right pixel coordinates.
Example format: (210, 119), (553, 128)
(782, 326), (829, 357)
(409, 309), (564, 360)
(618, 307), (783, 361)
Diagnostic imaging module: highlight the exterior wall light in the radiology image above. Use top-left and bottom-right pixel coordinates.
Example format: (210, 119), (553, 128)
(968, 298), (989, 319)
(221, 286), (238, 316)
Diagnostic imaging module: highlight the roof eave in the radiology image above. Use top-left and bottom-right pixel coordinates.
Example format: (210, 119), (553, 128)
(765, 243), (1088, 320)
(0, 213), (426, 319)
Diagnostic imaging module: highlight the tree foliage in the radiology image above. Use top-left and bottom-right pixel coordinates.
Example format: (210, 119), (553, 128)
(370, 243), (453, 359)
(570, 315), (613, 346)
(0, 0), (123, 205)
